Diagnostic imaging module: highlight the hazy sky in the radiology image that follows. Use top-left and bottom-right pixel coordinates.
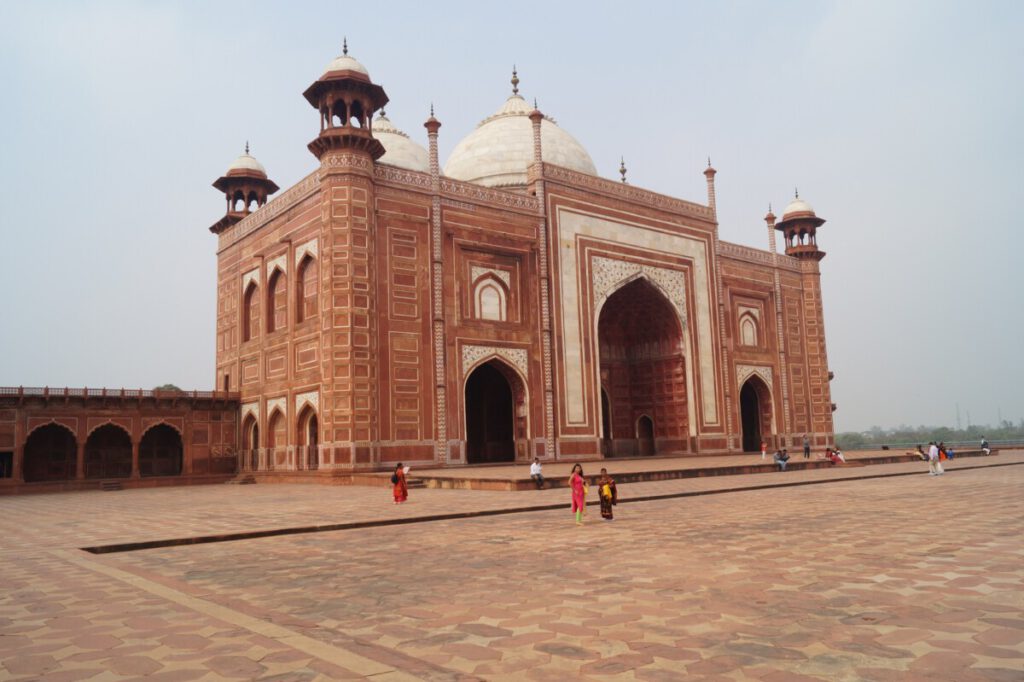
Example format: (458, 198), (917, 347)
(1, 1), (1020, 432)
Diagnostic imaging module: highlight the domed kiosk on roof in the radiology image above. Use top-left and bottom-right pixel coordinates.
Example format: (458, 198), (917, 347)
(444, 69), (596, 189)
(225, 148), (269, 178)
(372, 111), (429, 172)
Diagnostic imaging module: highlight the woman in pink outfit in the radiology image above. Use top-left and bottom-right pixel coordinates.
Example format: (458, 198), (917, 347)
(569, 463), (586, 525)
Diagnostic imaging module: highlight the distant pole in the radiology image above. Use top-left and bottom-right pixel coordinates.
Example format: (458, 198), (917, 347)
(955, 403), (961, 430)
(966, 410), (971, 427)
(998, 407), (1002, 426)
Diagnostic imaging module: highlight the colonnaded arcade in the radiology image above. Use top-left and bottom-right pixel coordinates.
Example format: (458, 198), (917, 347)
(0, 45), (836, 491)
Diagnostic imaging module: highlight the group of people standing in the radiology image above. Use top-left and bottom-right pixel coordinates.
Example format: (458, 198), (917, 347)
(569, 464), (618, 524)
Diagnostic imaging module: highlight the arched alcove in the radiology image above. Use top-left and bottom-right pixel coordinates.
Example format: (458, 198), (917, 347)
(740, 376), (773, 453)
(85, 424), (132, 479)
(598, 278), (687, 456)
(139, 424), (183, 477)
(23, 424), (76, 482)
(464, 359), (528, 463)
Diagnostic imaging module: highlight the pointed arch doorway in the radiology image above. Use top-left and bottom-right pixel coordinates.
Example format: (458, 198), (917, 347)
(739, 376), (773, 452)
(464, 358), (528, 464)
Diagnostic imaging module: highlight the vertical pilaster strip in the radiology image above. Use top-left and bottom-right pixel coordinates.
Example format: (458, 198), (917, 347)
(706, 164), (731, 451)
(766, 211), (793, 442)
(425, 113), (447, 463)
(529, 108), (555, 459)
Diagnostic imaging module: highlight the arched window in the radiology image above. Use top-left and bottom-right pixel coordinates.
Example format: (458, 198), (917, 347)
(296, 255), (318, 323)
(267, 268), (287, 333)
(739, 314), (759, 347)
(139, 424), (183, 477)
(243, 283), (259, 342)
(473, 277), (507, 322)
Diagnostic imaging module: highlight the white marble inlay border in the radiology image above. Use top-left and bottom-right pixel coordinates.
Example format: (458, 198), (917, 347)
(241, 401), (259, 423)
(591, 257), (688, 325)
(294, 238), (319, 266)
(266, 254), (287, 277)
(266, 397), (286, 417)
(470, 266), (511, 289)
(295, 390), (319, 414)
(241, 268), (260, 293)
(736, 364), (773, 389)
(461, 344), (529, 379)
(557, 207), (718, 426)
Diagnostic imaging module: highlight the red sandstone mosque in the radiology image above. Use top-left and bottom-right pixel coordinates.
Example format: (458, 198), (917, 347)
(0, 45), (836, 491)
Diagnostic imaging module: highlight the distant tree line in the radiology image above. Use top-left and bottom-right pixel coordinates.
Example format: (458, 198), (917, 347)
(836, 420), (1024, 449)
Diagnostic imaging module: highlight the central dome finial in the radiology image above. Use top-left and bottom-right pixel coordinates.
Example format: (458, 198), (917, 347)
(511, 65), (519, 96)
(342, 37), (348, 56)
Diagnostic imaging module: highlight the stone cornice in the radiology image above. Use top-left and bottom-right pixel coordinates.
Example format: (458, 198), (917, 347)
(717, 240), (801, 272)
(440, 178), (540, 214)
(539, 163), (714, 221)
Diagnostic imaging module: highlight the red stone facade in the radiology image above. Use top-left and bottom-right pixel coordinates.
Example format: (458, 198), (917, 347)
(0, 388), (238, 493)
(1, 53), (836, 492)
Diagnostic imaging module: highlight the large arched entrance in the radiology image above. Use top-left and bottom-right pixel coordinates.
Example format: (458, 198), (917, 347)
(139, 424), (183, 477)
(85, 424), (132, 479)
(23, 424), (77, 482)
(465, 359), (527, 464)
(598, 277), (688, 456)
(739, 376), (773, 452)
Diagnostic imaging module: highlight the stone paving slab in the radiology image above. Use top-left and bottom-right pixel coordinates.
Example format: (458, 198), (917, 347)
(1, 452), (1022, 680)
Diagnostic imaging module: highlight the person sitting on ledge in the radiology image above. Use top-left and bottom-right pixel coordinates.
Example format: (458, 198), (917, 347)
(981, 437), (991, 455)
(773, 449), (790, 471)
(529, 457), (545, 490)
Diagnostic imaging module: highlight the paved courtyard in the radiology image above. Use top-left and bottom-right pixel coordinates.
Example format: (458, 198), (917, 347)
(2, 453), (1022, 680)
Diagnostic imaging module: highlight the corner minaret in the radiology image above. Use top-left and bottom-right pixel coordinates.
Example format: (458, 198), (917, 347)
(774, 189), (826, 260)
(303, 40), (389, 161)
(208, 143), (279, 234)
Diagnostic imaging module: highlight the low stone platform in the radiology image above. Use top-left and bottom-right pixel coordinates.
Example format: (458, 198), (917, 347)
(395, 448), (994, 491)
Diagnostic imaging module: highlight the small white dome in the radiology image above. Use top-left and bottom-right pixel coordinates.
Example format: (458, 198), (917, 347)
(444, 94), (596, 188)
(782, 197), (815, 219)
(227, 152), (266, 176)
(322, 54), (369, 78)
(372, 114), (429, 173)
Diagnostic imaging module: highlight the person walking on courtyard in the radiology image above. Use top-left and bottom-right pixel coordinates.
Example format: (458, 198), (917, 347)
(392, 462), (408, 503)
(760, 440), (767, 460)
(927, 442), (943, 476)
(530, 457), (545, 489)
(597, 468), (617, 520)
(802, 434), (811, 459)
(569, 464), (586, 525)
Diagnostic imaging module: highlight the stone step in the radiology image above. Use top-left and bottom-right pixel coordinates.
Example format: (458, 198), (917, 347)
(226, 474), (257, 485)
(99, 480), (123, 492)
(406, 478), (427, 489)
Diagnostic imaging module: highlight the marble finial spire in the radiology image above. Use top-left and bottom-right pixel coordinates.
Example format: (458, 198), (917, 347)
(343, 37), (348, 56)
(511, 65), (519, 96)
(430, 102), (434, 117)
(795, 187), (799, 199)
(245, 141), (249, 155)
(619, 157), (627, 184)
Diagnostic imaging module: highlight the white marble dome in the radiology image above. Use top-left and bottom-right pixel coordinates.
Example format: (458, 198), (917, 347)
(372, 113), (429, 173)
(781, 196), (815, 219)
(227, 151), (267, 176)
(322, 53), (369, 78)
(444, 93), (596, 188)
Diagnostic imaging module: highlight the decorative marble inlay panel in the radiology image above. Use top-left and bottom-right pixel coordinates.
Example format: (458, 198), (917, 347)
(541, 163), (713, 219)
(266, 254), (287, 277)
(738, 305), (760, 322)
(294, 238), (318, 266)
(266, 397), (286, 418)
(374, 164), (432, 189)
(295, 390), (319, 414)
(736, 364), (773, 390)
(241, 268), (260, 293)
(591, 257), (688, 324)
(557, 208), (718, 426)
(440, 178), (540, 212)
(241, 401), (258, 423)
(470, 266), (511, 288)
(461, 345), (528, 379)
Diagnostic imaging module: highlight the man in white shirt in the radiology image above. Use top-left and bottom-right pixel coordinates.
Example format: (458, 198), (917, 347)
(927, 442), (943, 476)
(530, 458), (545, 489)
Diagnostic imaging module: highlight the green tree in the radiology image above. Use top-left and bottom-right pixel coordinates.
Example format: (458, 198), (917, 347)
(153, 383), (182, 392)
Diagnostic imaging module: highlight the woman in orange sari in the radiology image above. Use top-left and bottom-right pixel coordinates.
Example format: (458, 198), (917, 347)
(392, 462), (408, 504)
